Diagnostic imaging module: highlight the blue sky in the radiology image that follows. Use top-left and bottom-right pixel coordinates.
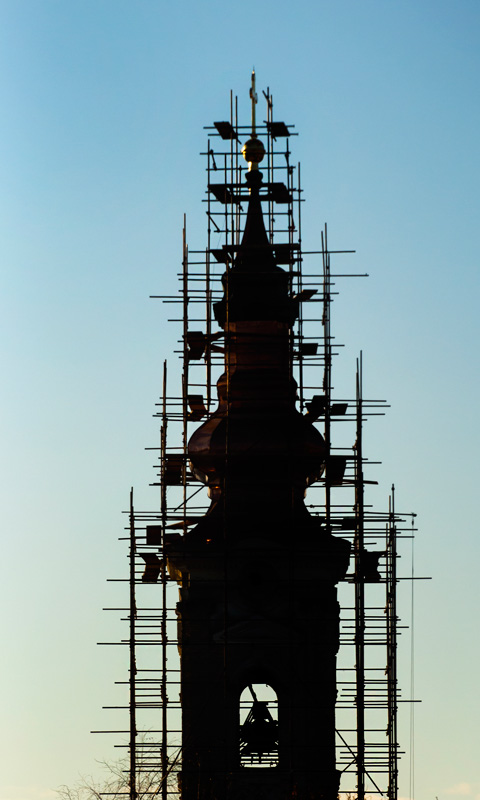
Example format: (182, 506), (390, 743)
(0, 1), (479, 798)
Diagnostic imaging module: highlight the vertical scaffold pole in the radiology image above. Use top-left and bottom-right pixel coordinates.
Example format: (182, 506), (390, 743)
(129, 487), (138, 800)
(387, 485), (398, 800)
(265, 88), (273, 241)
(206, 142), (212, 410)
(230, 90), (235, 253)
(160, 360), (168, 800)
(322, 225), (331, 531)
(354, 355), (365, 800)
(182, 218), (188, 515)
(296, 161), (304, 410)
(235, 94), (240, 246)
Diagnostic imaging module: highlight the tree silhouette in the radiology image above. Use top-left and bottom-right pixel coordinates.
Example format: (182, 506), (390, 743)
(56, 739), (180, 800)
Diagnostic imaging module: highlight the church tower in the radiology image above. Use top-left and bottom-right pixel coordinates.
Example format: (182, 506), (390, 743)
(110, 74), (411, 800)
(165, 73), (350, 800)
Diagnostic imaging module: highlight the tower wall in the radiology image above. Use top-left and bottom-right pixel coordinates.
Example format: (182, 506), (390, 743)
(167, 539), (346, 799)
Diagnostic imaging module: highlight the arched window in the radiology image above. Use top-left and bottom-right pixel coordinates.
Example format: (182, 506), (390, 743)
(239, 683), (279, 768)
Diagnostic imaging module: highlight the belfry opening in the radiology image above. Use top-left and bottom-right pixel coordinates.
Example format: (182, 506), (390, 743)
(239, 684), (279, 768)
(103, 74), (416, 800)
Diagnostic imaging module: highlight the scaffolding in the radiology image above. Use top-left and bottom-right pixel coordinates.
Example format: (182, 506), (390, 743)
(98, 85), (417, 800)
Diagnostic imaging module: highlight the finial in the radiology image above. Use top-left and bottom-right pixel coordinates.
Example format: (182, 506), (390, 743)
(242, 70), (265, 173)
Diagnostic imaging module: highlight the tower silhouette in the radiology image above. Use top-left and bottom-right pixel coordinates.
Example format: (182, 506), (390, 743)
(165, 109), (350, 798)
(107, 75), (415, 800)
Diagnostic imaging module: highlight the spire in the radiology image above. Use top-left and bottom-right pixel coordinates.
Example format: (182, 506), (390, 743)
(213, 73), (296, 326)
(213, 171), (295, 325)
(235, 171), (272, 266)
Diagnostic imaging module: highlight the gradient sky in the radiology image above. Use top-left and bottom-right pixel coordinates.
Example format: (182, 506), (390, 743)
(1, 1), (479, 799)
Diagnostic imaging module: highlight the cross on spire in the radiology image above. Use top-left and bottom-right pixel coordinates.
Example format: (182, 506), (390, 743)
(250, 69), (257, 138)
